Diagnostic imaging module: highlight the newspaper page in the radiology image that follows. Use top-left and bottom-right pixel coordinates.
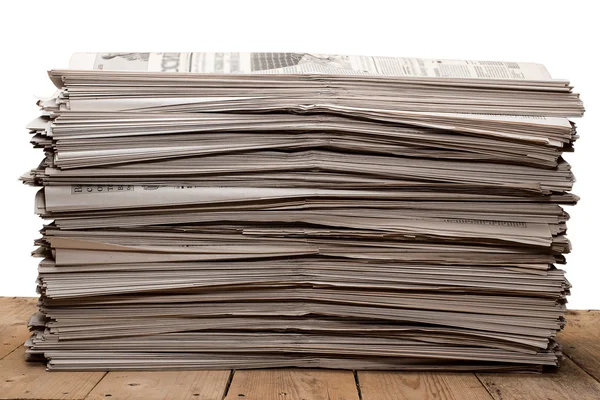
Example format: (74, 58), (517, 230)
(69, 52), (553, 80)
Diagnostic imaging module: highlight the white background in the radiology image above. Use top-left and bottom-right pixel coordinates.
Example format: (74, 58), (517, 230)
(0, 0), (597, 308)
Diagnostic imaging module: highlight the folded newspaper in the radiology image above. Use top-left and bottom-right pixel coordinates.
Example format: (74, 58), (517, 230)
(22, 52), (583, 372)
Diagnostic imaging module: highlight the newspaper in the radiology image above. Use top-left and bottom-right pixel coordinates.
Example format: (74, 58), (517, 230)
(70, 52), (554, 80)
(21, 52), (582, 372)
(49, 54), (583, 118)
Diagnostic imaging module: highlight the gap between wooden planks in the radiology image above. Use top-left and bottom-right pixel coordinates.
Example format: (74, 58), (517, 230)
(0, 298), (598, 400)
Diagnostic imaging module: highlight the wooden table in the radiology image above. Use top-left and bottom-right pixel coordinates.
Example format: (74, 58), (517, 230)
(1, 297), (598, 400)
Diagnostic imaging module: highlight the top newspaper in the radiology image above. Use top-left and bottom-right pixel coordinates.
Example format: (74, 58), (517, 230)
(69, 52), (553, 80)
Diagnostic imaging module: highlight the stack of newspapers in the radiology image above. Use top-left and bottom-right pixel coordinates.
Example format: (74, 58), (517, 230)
(23, 53), (583, 371)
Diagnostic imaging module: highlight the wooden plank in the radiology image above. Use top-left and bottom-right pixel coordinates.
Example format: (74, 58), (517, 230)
(224, 369), (360, 400)
(84, 370), (231, 400)
(0, 346), (105, 400)
(559, 310), (600, 382)
(358, 371), (493, 400)
(0, 297), (37, 359)
(477, 357), (600, 400)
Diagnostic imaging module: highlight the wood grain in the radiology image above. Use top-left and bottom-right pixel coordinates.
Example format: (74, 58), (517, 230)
(0, 346), (105, 400)
(225, 369), (360, 400)
(358, 371), (493, 400)
(559, 310), (600, 382)
(85, 370), (231, 400)
(477, 357), (600, 400)
(0, 297), (37, 359)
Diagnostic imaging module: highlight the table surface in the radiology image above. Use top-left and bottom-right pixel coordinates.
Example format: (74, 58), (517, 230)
(1, 297), (598, 400)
